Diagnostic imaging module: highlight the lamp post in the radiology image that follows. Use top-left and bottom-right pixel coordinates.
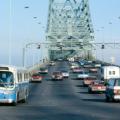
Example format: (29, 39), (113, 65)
(23, 42), (41, 67)
(9, 0), (12, 65)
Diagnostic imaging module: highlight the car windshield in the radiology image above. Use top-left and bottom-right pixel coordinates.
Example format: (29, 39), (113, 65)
(32, 74), (40, 76)
(40, 68), (47, 70)
(53, 72), (61, 75)
(94, 81), (103, 84)
(61, 70), (67, 72)
(79, 71), (88, 74)
(0, 71), (14, 88)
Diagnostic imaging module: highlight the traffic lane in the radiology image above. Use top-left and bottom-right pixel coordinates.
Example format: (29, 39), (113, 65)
(30, 62), (120, 120)
(0, 61), (119, 120)
(28, 62), (119, 119)
(68, 67), (120, 119)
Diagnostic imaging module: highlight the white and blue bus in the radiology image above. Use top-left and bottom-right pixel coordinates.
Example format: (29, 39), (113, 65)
(0, 65), (29, 105)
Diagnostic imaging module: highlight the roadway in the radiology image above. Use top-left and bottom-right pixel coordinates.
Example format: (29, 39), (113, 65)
(0, 61), (120, 120)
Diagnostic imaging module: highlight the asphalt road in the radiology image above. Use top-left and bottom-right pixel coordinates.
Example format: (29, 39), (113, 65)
(0, 61), (120, 120)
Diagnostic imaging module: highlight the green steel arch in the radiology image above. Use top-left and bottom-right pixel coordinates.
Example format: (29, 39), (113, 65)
(46, 0), (94, 60)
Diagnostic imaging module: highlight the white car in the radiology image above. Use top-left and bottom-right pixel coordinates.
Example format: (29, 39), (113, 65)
(77, 71), (89, 80)
(49, 61), (56, 66)
(61, 70), (69, 78)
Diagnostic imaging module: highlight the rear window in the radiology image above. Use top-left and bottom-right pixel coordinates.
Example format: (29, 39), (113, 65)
(108, 79), (115, 86)
(40, 68), (47, 70)
(53, 72), (61, 75)
(32, 73), (40, 76)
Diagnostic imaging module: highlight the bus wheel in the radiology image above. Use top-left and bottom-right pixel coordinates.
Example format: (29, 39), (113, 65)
(22, 91), (28, 103)
(12, 93), (18, 106)
(12, 101), (17, 106)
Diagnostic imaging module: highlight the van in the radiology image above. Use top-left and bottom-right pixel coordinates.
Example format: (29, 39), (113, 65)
(100, 66), (120, 81)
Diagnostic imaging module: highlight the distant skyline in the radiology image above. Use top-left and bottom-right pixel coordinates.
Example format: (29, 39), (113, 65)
(0, 0), (120, 66)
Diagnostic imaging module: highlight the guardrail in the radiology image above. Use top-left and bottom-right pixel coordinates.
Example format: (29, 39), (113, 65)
(27, 61), (49, 74)
(96, 60), (120, 67)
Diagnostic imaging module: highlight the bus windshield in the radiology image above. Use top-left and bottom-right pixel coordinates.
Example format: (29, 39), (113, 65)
(0, 71), (14, 88)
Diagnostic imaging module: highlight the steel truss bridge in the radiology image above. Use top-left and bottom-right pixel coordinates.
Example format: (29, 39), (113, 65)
(46, 0), (94, 60)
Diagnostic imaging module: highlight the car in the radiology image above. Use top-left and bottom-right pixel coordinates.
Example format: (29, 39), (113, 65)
(70, 63), (79, 69)
(52, 71), (63, 80)
(105, 78), (120, 102)
(83, 76), (97, 86)
(61, 70), (69, 78)
(72, 67), (82, 73)
(31, 73), (43, 82)
(49, 61), (56, 66)
(39, 67), (48, 74)
(79, 60), (87, 66)
(58, 58), (63, 61)
(77, 71), (89, 80)
(89, 67), (98, 73)
(88, 80), (106, 93)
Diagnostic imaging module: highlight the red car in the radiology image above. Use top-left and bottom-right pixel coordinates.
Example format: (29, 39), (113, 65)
(88, 80), (106, 93)
(89, 67), (98, 73)
(72, 67), (82, 73)
(83, 76), (97, 86)
(31, 73), (43, 82)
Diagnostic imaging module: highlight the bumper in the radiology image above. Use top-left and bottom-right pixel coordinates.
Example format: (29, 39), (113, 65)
(63, 74), (69, 77)
(0, 99), (14, 103)
(52, 77), (63, 80)
(91, 88), (106, 92)
(114, 95), (120, 100)
(31, 79), (42, 82)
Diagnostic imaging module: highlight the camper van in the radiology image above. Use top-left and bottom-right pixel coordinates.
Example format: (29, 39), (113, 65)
(100, 66), (120, 81)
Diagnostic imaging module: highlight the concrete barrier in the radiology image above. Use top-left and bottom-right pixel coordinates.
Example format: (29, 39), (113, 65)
(27, 62), (49, 75)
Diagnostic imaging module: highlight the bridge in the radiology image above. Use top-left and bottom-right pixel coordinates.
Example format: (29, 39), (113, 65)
(1, 1), (120, 120)
(46, 0), (94, 60)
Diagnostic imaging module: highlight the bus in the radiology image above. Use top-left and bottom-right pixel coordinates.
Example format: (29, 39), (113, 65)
(0, 65), (29, 105)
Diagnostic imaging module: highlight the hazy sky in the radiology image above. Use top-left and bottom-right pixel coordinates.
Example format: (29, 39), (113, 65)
(0, 0), (120, 66)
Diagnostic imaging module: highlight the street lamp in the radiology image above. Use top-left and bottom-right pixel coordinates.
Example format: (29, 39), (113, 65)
(23, 42), (41, 67)
(9, 0), (12, 65)
(24, 6), (29, 9)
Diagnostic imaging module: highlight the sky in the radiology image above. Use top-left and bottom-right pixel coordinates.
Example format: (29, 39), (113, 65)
(0, 0), (120, 66)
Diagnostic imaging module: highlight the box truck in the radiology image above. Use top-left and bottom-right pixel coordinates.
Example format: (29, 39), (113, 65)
(100, 66), (120, 81)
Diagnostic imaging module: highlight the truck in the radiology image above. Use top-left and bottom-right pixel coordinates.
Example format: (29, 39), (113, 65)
(100, 66), (120, 81)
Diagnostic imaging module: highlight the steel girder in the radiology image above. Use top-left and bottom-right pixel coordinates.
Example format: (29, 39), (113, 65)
(46, 0), (94, 60)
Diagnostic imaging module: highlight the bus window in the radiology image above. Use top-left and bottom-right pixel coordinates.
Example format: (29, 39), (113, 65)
(0, 71), (14, 88)
(18, 73), (22, 82)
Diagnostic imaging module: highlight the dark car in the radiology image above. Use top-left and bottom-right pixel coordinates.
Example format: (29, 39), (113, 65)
(105, 78), (120, 102)
(39, 67), (48, 74)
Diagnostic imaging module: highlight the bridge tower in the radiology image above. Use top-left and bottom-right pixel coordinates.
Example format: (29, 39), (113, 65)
(46, 0), (94, 60)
